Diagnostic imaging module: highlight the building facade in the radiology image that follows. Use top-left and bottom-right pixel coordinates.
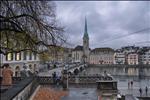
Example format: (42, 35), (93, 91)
(127, 52), (139, 65)
(114, 49), (125, 64)
(71, 19), (150, 65)
(72, 46), (83, 63)
(0, 51), (40, 76)
(141, 49), (150, 64)
(90, 48), (114, 64)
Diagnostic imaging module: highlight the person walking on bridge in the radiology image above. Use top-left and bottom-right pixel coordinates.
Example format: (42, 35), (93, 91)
(131, 81), (133, 89)
(128, 81), (130, 89)
(145, 86), (148, 96)
(139, 88), (142, 97)
(52, 72), (56, 84)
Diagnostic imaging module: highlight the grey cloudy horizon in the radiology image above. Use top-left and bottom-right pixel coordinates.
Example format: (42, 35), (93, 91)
(55, 1), (150, 49)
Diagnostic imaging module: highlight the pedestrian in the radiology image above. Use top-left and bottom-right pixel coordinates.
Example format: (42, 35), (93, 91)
(52, 72), (56, 84)
(131, 81), (133, 89)
(2, 64), (13, 86)
(145, 86), (148, 96)
(54, 64), (56, 68)
(128, 81), (130, 89)
(47, 63), (51, 70)
(57, 71), (61, 86)
(139, 88), (142, 96)
(56, 75), (61, 86)
(20, 64), (29, 78)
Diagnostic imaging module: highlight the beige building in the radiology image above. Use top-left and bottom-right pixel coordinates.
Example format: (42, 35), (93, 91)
(90, 48), (114, 64)
(48, 46), (72, 63)
(127, 52), (139, 65)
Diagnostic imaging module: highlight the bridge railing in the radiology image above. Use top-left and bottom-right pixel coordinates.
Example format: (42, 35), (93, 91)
(1, 77), (38, 100)
(36, 75), (113, 84)
(67, 63), (85, 70)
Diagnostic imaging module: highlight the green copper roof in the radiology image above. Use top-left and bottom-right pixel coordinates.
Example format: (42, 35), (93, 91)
(84, 17), (89, 39)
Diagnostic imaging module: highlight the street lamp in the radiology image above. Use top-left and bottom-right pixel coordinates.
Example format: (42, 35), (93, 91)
(67, 64), (69, 89)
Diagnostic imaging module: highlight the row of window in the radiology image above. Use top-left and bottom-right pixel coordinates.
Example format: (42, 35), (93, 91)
(90, 57), (113, 61)
(128, 57), (137, 59)
(6, 52), (37, 61)
(91, 61), (113, 64)
(92, 51), (113, 54)
(142, 59), (150, 61)
(142, 56), (150, 58)
(73, 52), (81, 60)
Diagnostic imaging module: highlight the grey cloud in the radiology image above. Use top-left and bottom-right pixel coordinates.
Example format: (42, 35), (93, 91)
(55, 1), (150, 49)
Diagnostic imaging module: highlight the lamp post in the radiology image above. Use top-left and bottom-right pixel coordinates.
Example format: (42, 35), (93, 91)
(66, 55), (71, 89)
(66, 63), (69, 89)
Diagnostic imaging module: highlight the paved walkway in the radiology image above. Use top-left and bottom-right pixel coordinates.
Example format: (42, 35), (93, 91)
(61, 88), (98, 100)
(31, 83), (150, 100)
(125, 94), (137, 100)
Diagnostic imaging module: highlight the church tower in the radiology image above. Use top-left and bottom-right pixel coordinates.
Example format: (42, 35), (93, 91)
(83, 17), (89, 63)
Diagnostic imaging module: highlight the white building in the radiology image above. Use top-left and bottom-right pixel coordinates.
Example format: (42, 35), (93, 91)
(114, 49), (125, 64)
(127, 52), (139, 65)
(122, 46), (139, 54)
(141, 49), (150, 64)
(0, 51), (40, 76)
(90, 48), (114, 64)
(72, 46), (83, 63)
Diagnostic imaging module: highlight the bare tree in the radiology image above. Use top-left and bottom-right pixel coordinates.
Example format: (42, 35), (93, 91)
(0, 0), (66, 55)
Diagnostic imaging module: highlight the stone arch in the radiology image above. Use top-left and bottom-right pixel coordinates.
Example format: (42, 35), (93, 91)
(68, 71), (72, 75)
(79, 67), (83, 72)
(74, 68), (79, 75)
(15, 66), (20, 77)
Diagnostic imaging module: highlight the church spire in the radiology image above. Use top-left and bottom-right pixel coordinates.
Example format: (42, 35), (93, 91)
(84, 17), (89, 39)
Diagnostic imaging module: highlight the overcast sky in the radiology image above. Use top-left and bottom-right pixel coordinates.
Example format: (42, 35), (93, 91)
(55, 1), (150, 49)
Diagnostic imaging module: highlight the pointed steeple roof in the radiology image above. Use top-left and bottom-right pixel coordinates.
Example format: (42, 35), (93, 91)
(84, 17), (89, 39)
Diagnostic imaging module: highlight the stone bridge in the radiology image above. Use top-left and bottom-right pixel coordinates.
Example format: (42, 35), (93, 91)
(67, 64), (87, 74)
